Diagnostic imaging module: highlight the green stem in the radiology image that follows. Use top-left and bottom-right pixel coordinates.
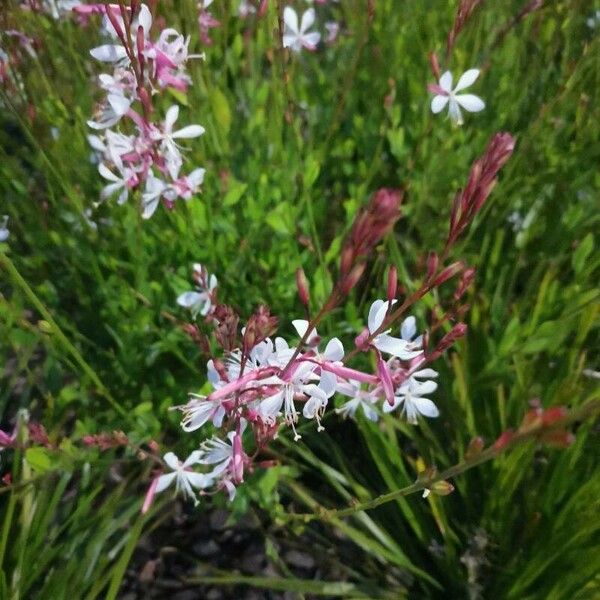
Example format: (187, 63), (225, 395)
(288, 399), (600, 523)
(0, 253), (130, 421)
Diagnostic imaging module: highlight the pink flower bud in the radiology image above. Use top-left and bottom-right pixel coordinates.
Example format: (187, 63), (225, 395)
(427, 252), (439, 282)
(493, 429), (514, 451)
(296, 267), (310, 307)
(341, 263), (366, 295)
(354, 328), (371, 351)
(433, 261), (464, 286)
(465, 436), (485, 460)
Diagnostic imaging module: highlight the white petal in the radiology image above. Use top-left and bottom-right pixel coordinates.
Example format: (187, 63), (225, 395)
(90, 44), (128, 62)
(283, 6), (299, 33)
(163, 452), (180, 470)
(173, 124), (205, 139)
(431, 95), (449, 114)
(177, 291), (203, 308)
(362, 403), (379, 422)
(412, 397), (439, 418)
(374, 334), (409, 357)
(259, 392), (284, 418)
(164, 105), (179, 133)
(367, 299), (386, 333)
(292, 319), (309, 338)
(323, 337), (344, 361)
(455, 94), (485, 113)
(301, 32), (321, 48)
(448, 98), (463, 125)
(185, 471), (212, 489)
(439, 71), (453, 93)
(283, 34), (300, 51)
(318, 370), (338, 397)
(138, 4), (153, 35)
(155, 472), (177, 493)
(300, 8), (316, 33)
(187, 168), (206, 187)
(98, 163), (119, 182)
(107, 93), (131, 116)
(412, 380), (438, 395)
(454, 69), (480, 92)
(400, 316), (417, 341)
(100, 182), (124, 200)
(412, 368), (439, 379)
(383, 396), (402, 413)
(183, 450), (203, 467)
(142, 196), (160, 219)
(302, 395), (322, 418)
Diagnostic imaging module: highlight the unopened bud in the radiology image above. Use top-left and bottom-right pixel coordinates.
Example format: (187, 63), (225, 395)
(426, 252), (439, 282)
(428, 52), (441, 80)
(433, 261), (464, 286)
(296, 267), (310, 307)
(387, 265), (398, 302)
(493, 429), (514, 452)
(341, 263), (366, 295)
(539, 429), (575, 448)
(430, 480), (454, 496)
(465, 436), (485, 461)
(541, 406), (568, 426)
(354, 328), (371, 351)
(340, 245), (354, 276)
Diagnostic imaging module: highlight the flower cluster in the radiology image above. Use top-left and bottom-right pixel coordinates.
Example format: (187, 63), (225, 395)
(81, 3), (206, 218)
(282, 2), (340, 53)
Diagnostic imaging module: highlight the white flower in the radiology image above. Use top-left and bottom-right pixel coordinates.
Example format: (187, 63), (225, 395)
(87, 92), (132, 130)
(283, 7), (321, 52)
(0, 215), (9, 242)
(383, 373), (439, 424)
(153, 106), (205, 179)
(292, 319), (344, 362)
(430, 69), (485, 126)
(335, 380), (379, 421)
(155, 451), (213, 502)
(176, 393), (226, 432)
(177, 264), (217, 317)
(98, 162), (134, 205)
(367, 300), (424, 360)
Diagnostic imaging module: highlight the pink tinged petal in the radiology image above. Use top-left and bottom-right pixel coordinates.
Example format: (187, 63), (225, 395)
(164, 105), (179, 133)
(300, 8), (316, 32)
(413, 397), (439, 418)
(455, 94), (485, 113)
(90, 44), (128, 62)
(283, 6), (299, 33)
(212, 405), (226, 427)
(439, 71), (453, 93)
(142, 477), (159, 513)
(400, 316), (417, 341)
(232, 434), (244, 483)
(173, 125), (205, 138)
(283, 34), (299, 51)
(155, 471), (177, 493)
(323, 337), (344, 361)
(301, 32), (321, 48)
(454, 68), (480, 92)
(377, 357), (395, 405)
(431, 95), (449, 114)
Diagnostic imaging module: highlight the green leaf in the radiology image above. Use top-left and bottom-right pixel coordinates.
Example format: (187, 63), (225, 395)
(25, 448), (53, 473)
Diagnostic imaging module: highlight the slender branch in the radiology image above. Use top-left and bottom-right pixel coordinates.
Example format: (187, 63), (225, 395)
(287, 399), (600, 523)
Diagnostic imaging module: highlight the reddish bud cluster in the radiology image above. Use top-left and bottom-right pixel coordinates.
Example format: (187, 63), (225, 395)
(243, 305), (278, 355)
(82, 431), (129, 450)
(339, 188), (403, 292)
(447, 0), (484, 57)
(427, 322), (468, 361)
(213, 305), (240, 351)
(28, 422), (51, 448)
(447, 133), (515, 248)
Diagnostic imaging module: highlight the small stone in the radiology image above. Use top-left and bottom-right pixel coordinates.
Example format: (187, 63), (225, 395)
(284, 550), (315, 570)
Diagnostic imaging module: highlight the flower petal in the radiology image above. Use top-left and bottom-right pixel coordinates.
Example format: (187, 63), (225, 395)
(283, 6), (298, 33)
(173, 124), (205, 139)
(177, 291), (203, 308)
(323, 337), (344, 362)
(155, 472), (177, 493)
(455, 94), (485, 113)
(431, 95), (449, 114)
(454, 69), (480, 92)
(439, 71), (453, 93)
(163, 452), (180, 470)
(400, 316), (417, 341)
(300, 8), (316, 33)
(413, 397), (439, 418)
(164, 105), (179, 133)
